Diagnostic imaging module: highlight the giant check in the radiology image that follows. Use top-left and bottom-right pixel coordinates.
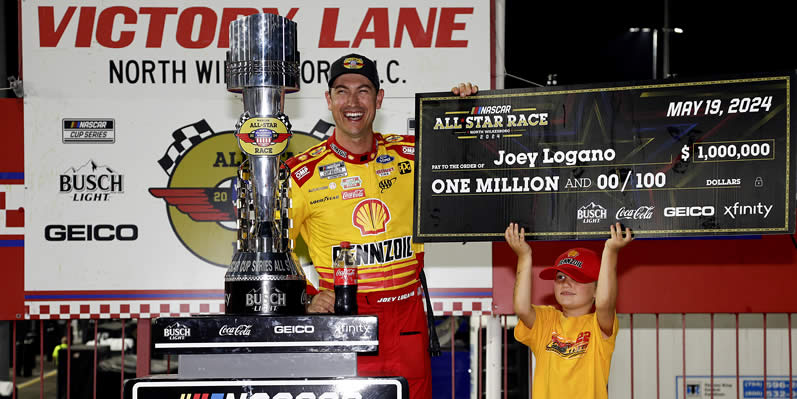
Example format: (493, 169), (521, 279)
(413, 74), (794, 242)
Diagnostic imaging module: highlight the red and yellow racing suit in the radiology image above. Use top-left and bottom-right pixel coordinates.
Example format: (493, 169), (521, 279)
(286, 130), (431, 399)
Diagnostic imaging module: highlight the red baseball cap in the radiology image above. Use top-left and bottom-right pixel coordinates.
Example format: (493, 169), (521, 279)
(539, 248), (600, 283)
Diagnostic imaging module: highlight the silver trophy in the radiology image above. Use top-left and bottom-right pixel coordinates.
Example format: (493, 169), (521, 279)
(224, 13), (306, 315)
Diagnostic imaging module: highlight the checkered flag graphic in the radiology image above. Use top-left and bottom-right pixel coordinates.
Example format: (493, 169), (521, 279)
(307, 119), (335, 140)
(157, 120), (215, 176)
(0, 186), (25, 235)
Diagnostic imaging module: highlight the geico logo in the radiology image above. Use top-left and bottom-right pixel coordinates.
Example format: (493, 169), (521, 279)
(663, 206), (715, 217)
(44, 224), (138, 241)
(274, 325), (315, 334)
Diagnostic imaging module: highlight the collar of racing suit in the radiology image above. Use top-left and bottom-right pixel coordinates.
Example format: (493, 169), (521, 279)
(328, 129), (380, 164)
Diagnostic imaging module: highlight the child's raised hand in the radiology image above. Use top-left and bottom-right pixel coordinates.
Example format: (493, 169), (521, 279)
(504, 223), (531, 257)
(605, 222), (633, 251)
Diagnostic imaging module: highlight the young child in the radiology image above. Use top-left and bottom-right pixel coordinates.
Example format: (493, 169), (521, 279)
(505, 222), (632, 399)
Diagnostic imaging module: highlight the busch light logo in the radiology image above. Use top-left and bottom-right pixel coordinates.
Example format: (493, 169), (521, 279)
(577, 202), (607, 224)
(246, 288), (287, 312)
(60, 160), (124, 202)
(218, 324), (253, 337)
(163, 322), (191, 341)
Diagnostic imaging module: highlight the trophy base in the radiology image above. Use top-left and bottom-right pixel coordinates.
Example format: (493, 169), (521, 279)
(224, 278), (307, 315)
(224, 251), (307, 315)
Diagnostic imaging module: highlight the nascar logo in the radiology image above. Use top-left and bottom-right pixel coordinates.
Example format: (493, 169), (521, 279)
(66, 120), (110, 129)
(471, 105), (512, 114)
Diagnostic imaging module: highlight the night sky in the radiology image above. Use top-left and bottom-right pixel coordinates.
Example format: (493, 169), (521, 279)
(504, 1), (797, 88)
(2, 2), (795, 92)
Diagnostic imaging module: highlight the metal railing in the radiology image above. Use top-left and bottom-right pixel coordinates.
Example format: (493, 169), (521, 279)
(2, 313), (795, 399)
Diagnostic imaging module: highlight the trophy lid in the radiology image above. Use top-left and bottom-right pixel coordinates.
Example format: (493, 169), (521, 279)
(226, 13), (300, 93)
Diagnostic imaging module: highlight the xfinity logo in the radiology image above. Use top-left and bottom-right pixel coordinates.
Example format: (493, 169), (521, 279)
(334, 324), (372, 335)
(274, 325), (315, 334)
(218, 324), (252, 336)
(723, 202), (773, 219)
(616, 206), (654, 220)
(664, 206), (715, 217)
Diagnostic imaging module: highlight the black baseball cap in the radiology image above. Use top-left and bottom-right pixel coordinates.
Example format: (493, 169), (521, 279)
(328, 53), (380, 91)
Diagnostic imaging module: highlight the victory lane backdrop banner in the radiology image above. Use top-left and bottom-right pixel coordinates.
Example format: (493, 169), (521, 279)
(21, 0), (491, 318)
(414, 74), (794, 242)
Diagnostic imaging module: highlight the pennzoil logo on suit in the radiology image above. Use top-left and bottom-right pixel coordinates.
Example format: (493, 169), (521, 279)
(285, 131), (423, 293)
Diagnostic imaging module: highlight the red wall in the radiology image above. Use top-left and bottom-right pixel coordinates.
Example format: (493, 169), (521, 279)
(0, 98), (25, 320)
(493, 234), (797, 314)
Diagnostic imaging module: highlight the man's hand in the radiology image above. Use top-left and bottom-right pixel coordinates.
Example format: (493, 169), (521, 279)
(307, 290), (335, 313)
(452, 82), (479, 97)
(605, 222), (633, 252)
(504, 222), (531, 258)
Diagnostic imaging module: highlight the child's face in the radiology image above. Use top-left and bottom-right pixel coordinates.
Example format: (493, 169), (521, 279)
(553, 271), (597, 310)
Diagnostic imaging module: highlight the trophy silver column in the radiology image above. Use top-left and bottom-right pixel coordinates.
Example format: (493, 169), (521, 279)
(224, 13), (306, 315)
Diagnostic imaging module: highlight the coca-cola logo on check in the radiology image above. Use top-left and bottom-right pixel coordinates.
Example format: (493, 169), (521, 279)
(218, 324), (253, 337)
(616, 206), (654, 220)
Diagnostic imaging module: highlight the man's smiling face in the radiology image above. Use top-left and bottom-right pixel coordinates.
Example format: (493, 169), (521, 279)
(326, 73), (384, 142)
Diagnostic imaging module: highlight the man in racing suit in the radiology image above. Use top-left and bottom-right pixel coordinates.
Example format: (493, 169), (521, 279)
(286, 53), (477, 399)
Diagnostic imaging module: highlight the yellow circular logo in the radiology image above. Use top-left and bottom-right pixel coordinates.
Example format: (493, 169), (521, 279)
(343, 57), (364, 69)
(150, 120), (327, 267)
(236, 117), (291, 156)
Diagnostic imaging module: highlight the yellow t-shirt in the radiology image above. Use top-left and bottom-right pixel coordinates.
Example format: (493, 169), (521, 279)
(514, 305), (619, 399)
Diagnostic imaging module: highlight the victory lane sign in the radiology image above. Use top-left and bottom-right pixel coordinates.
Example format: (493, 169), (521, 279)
(413, 74), (795, 242)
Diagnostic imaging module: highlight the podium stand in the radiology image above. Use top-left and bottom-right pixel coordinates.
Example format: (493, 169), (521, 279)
(123, 315), (409, 399)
